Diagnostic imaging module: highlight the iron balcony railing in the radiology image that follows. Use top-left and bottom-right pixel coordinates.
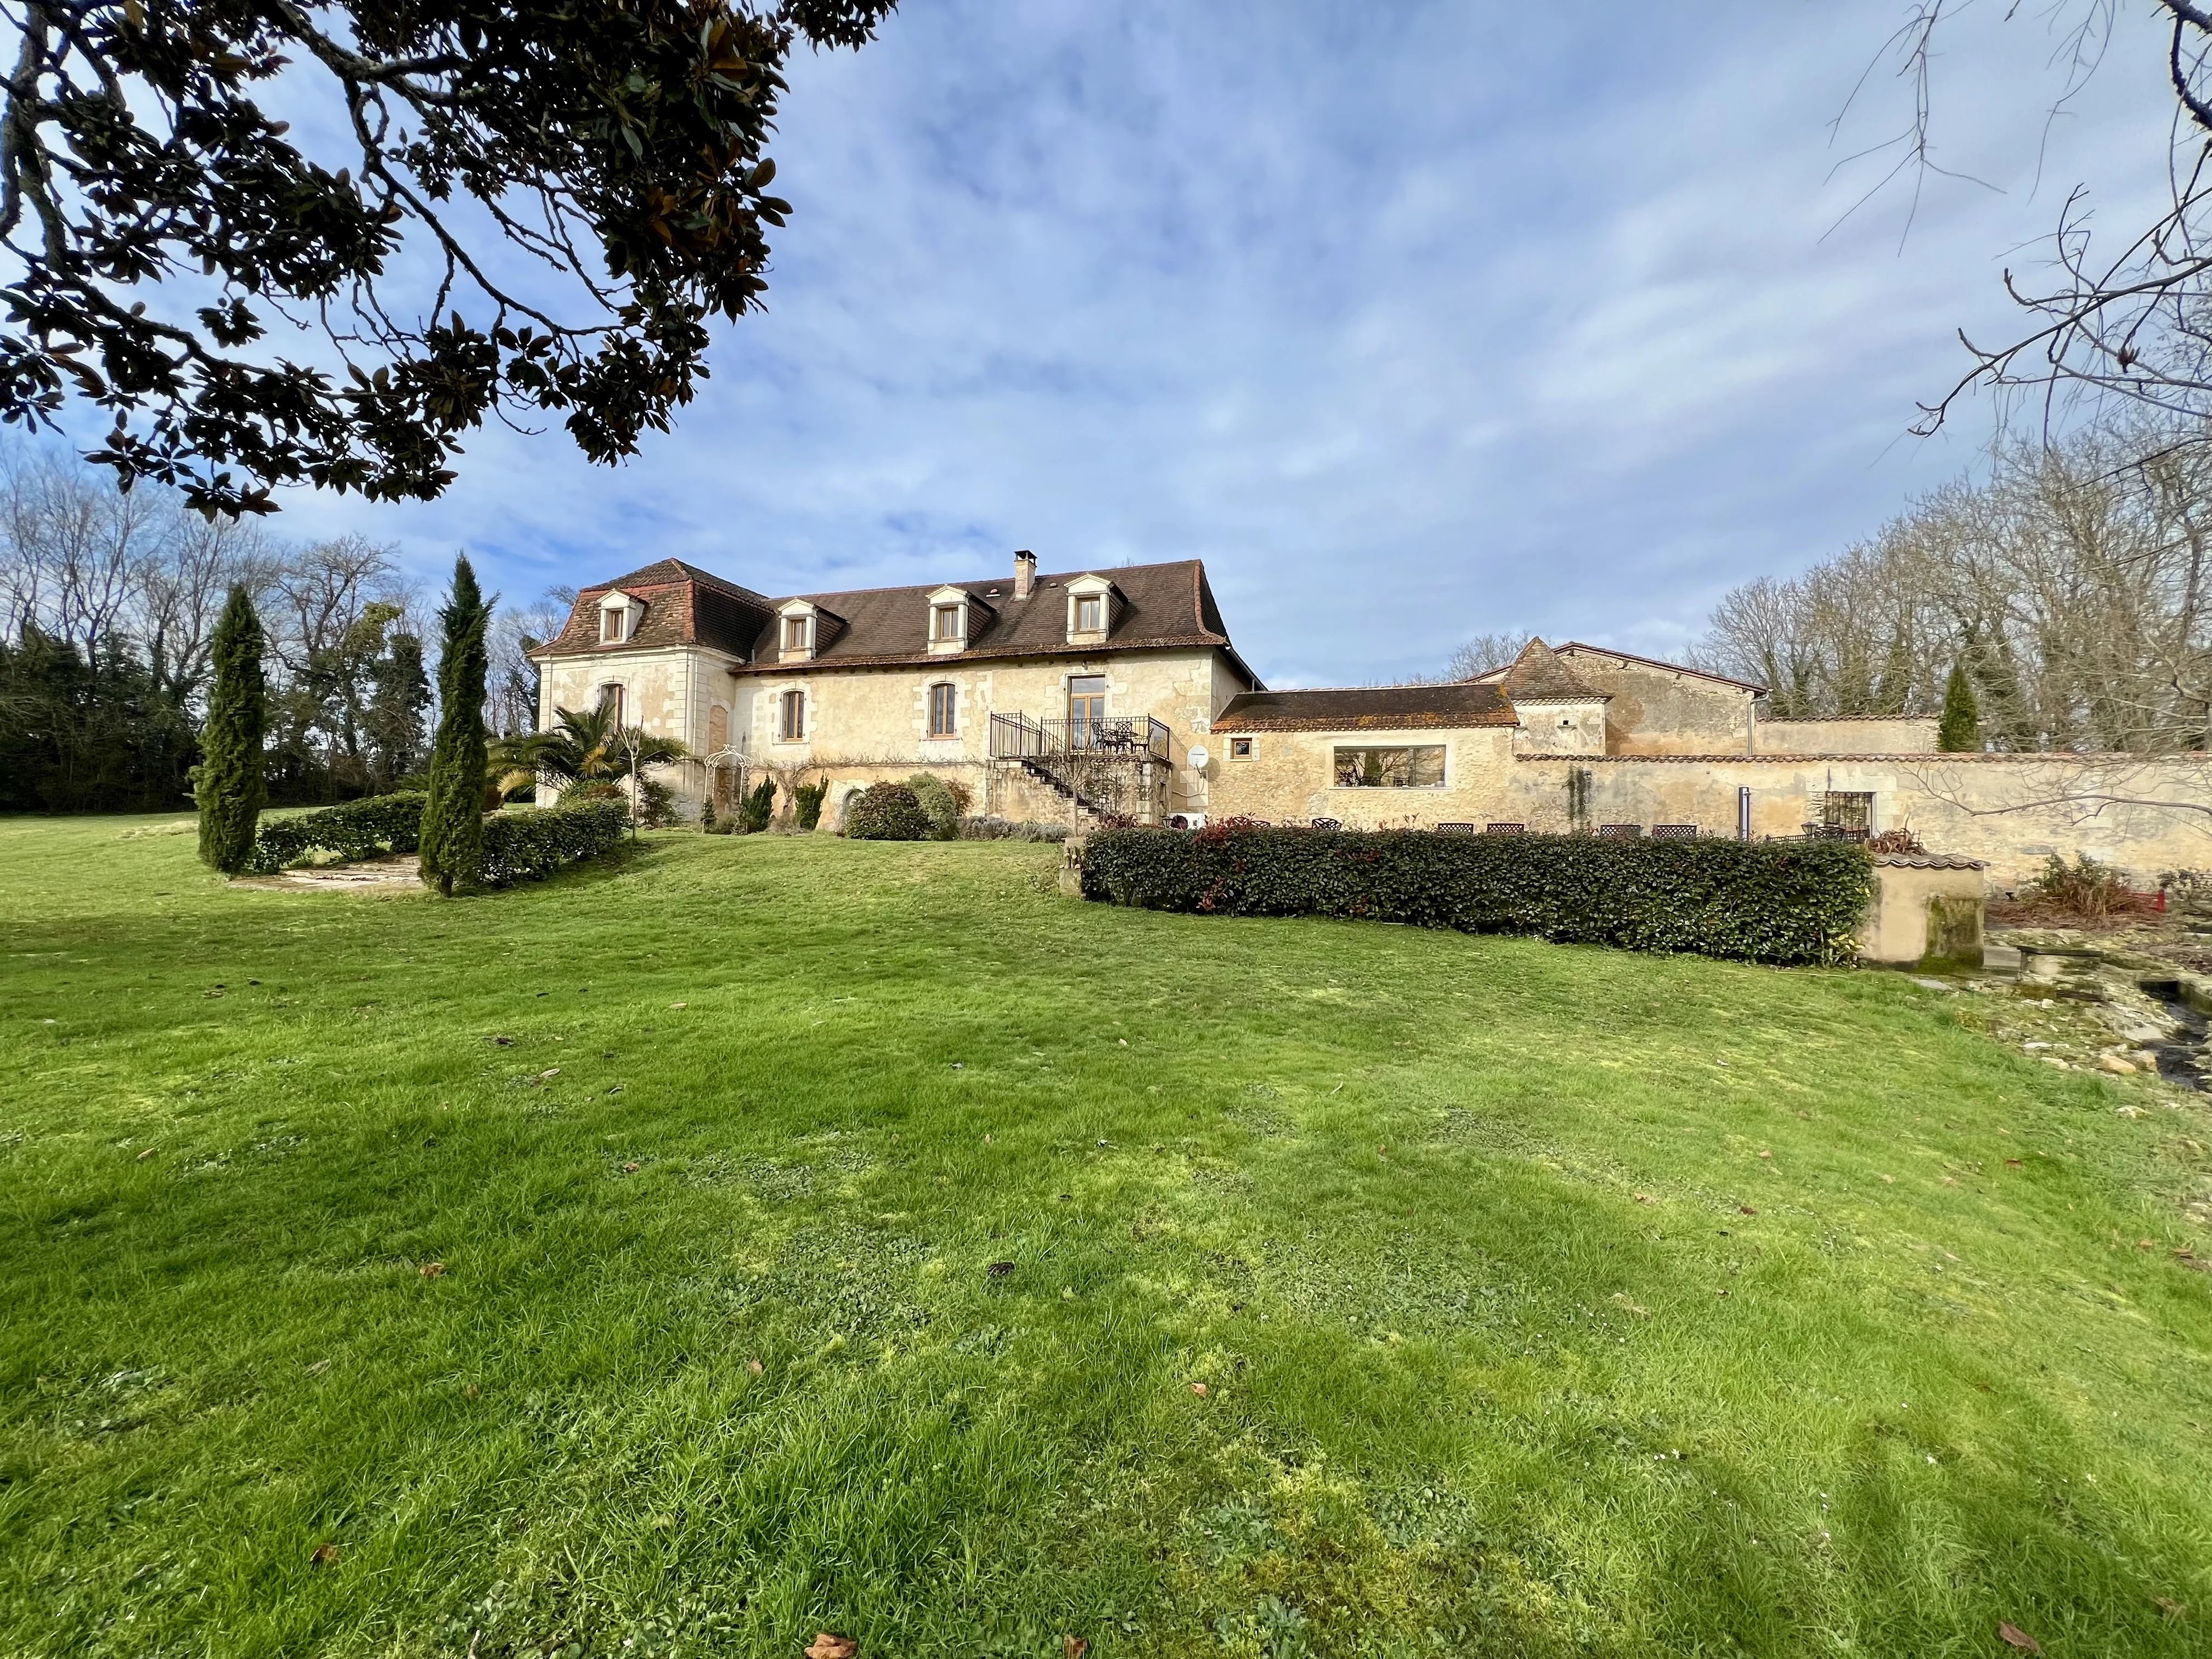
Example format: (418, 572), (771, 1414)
(989, 712), (1171, 764)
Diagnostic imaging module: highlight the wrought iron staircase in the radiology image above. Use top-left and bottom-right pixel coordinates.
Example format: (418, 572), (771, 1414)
(988, 712), (1172, 823)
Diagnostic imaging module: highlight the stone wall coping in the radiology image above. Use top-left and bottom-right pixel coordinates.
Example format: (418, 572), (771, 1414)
(1513, 752), (2208, 764)
(1873, 852), (1987, 870)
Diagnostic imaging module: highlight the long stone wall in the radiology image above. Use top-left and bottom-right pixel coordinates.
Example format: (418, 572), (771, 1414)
(1507, 754), (2212, 888)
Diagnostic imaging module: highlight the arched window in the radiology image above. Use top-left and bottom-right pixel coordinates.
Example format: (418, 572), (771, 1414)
(778, 687), (806, 742)
(928, 682), (957, 737)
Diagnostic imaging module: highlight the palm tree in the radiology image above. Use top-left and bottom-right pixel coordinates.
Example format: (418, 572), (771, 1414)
(497, 703), (690, 804)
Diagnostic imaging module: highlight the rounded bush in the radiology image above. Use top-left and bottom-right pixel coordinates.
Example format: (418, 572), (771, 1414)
(844, 783), (934, 841)
(905, 773), (962, 839)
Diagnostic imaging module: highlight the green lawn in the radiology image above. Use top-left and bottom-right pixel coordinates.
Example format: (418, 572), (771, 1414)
(4, 816), (2210, 1658)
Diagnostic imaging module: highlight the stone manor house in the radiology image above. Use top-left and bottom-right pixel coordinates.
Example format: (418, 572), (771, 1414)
(533, 551), (2212, 887)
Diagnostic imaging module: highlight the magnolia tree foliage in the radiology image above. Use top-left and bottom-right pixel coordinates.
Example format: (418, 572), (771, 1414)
(0, 0), (896, 514)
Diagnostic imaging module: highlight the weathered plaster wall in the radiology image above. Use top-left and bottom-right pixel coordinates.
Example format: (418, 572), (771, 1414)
(1554, 650), (1756, 755)
(1756, 717), (1937, 755)
(1860, 861), (1985, 968)
(1508, 698), (1608, 755)
(1209, 726), (1532, 829)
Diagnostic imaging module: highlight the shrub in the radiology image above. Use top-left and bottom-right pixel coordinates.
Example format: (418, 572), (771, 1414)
(195, 585), (266, 873)
(479, 800), (630, 885)
(793, 776), (830, 831)
(739, 775), (777, 833)
(1081, 826), (1872, 966)
(957, 816), (1069, 843)
(905, 772), (967, 839)
(844, 782), (933, 841)
(246, 792), (427, 874)
(2026, 853), (2147, 920)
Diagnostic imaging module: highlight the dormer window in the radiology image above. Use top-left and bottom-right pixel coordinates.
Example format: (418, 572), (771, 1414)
(777, 599), (838, 663)
(924, 585), (990, 656)
(597, 589), (644, 645)
(1064, 573), (1115, 643)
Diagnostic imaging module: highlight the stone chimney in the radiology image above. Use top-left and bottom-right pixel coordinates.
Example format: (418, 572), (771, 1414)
(1013, 549), (1036, 600)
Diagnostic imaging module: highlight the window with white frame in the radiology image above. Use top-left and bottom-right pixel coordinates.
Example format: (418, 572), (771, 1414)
(930, 603), (964, 644)
(600, 607), (629, 644)
(928, 682), (957, 737)
(1074, 594), (1104, 633)
(782, 614), (812, 652)
(1334, 744), (1445, 787)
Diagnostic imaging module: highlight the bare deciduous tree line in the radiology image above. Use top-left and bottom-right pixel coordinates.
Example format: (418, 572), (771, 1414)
(1697, 422), (2212, 753)
(0, 447), (571, 806)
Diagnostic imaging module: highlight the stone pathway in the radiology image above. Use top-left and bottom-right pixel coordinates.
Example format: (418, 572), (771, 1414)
(234, 855), (423, 891)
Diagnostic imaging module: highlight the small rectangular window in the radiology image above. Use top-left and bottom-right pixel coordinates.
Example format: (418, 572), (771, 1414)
(1820, 791), (1874, 836)
(1334, 745), (1446, 788)
(928, 682), (957, 736)
(783, 616), (811, 651)
(600, 608), (627, 644)
(1229, 736), (1254, 759)
(598, 683), (625, 726)
(779, 687), (805, 742)
(932, 604), (963, 642)
(1075, 595), (1104, 631)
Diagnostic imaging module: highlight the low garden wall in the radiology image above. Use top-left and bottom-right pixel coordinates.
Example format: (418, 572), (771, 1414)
(1079, 825), (1872, 966)
(246, 795), (628, 887)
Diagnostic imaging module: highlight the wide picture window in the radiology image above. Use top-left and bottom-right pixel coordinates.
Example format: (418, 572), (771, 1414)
(1334, 745), (1444, 787)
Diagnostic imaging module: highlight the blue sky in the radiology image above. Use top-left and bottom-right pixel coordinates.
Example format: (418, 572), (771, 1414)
(267, 1), (2179, 686)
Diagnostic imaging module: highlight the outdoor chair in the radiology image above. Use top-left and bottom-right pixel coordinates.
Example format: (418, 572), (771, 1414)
(1435, 822), (1476, 834)
(1484, 822), (1526, 834)
(1310, 817), (1342, 830)
(1596, 823), (1643, 839)
(1650, 824), (1698, 838)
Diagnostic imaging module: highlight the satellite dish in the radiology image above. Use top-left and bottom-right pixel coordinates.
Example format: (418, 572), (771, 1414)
(1187, 744), (1211, 770)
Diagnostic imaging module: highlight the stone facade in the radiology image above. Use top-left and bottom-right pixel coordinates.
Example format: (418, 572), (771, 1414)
(533, 555), (1254, 826)
(533, 562), (2212, 887)
(1207, 640), (2212, 889)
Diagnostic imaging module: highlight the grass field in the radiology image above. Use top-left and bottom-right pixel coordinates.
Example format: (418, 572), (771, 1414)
(3, 815), (2211, 1657)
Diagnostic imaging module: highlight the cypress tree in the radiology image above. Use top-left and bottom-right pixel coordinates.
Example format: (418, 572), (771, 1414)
(1937, 661), (1980, 752)
(419, 555), (492, 895)
(195, 586), (266, 871)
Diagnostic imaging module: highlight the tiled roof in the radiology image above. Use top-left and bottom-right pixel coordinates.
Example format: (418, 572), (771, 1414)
(1496, 637), (1607, 702)
(1555, 642), (1768, 695)
(535, 557), (1256, 682)
(1213, 683), (1519, 732)
(533, 558), (776, 658)
(1762, 713), (1939, 723)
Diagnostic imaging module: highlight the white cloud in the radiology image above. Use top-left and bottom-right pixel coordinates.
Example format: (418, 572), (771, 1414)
(251, 0), (2185, 689)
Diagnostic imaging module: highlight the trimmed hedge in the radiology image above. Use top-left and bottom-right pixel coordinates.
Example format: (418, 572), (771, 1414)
(245, 792), (426, 874)
(479, 800), (629, 885)
(245, 793), (626, 888)
(844, 783), (934, 841)
(1080, 826), (1872, 965)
